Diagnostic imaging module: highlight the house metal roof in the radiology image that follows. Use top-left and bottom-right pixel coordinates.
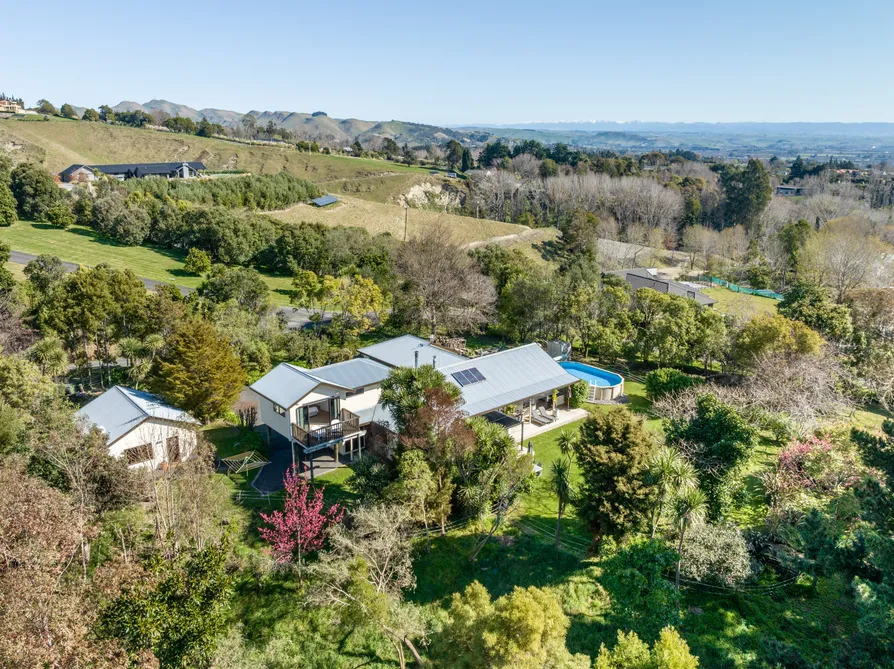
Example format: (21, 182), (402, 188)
(440, 344), (581, 417)
(76, 386), (198, 445)
(307, 358), (391, 390)
(60, 162), (206, 177)
(358, 335), (467, 369)
(311, 194), (339, 207)
(611, 268), (717, 306)
(250, 363), (330, 408)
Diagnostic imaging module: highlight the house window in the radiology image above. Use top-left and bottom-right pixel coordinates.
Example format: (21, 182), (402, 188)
(166, 435), (181, 463)
(273, 403), (287, 417)
(346, 387), (365, 398)
(123, 443), (154, 465)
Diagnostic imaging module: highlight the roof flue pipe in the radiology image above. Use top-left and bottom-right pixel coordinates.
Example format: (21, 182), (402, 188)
(414, 350), (419, 369)
(433, 355), (437, 368)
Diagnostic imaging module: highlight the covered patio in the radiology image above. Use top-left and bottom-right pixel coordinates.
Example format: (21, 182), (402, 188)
(483, 405), (589, 443)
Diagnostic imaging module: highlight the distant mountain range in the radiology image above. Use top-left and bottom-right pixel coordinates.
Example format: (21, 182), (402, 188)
(110, 100), (477, 147)
(462, 120), (894, 138)
(60, 99), (894, 158)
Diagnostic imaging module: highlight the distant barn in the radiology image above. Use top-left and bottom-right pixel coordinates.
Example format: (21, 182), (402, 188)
(311, 194), (339, 207)
(60, 161), (206, 183)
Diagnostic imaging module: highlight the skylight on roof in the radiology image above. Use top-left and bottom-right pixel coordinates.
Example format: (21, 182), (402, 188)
(451, 367), (486, 387)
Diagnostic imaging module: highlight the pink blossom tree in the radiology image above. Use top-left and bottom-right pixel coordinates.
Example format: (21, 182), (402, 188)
(258, 466), (344, 579)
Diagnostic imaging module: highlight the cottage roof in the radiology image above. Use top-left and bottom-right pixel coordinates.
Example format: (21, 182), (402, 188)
(76, 386), (197, 445)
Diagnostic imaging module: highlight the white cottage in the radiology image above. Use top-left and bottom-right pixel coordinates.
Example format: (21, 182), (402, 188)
(76, 386), (199, 469)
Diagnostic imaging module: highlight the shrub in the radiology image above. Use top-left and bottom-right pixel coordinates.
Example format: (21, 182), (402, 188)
(679, 523), (752, 588)
(44, 201), (76, 229)
(644, 368), (696, 400)
(184, 248), (212, 275)
(569, 380), (589, 408)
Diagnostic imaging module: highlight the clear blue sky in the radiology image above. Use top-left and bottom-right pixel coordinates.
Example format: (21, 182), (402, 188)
(4, 0), (893, 125)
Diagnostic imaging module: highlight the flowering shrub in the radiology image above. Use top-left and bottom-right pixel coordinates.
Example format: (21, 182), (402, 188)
(258, 466), (344, 579)
(763, 435), (864, 525)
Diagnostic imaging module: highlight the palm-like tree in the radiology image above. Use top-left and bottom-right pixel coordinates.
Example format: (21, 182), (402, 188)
(143, 333), (165, 360)
(27, 335), (68, 377)
(118, 337), (144, 367)
(674, 487), (708, 590)
(648, 446), (698, 538)
(549, 456), (575, 548)
(557, 429), (579, 458)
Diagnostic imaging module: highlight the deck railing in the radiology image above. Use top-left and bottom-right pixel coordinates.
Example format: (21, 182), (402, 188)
(292, 408), (361, 451)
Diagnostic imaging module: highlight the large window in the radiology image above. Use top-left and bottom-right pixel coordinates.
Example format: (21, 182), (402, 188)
(123, 443), (154, 465)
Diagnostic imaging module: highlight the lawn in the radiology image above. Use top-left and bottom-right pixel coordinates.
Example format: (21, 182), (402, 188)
(0, 220), (297, 306)
(702, 286), (779, 320)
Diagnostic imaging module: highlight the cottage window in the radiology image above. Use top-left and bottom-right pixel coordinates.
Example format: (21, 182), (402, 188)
(273, 403), (287, 417)
(123, 443), (154, 465)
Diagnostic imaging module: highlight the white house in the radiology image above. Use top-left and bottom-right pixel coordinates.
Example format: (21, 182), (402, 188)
(248, 357), (393, 467)
(76, 386), (199, 469)
(247, 335), (582, 474)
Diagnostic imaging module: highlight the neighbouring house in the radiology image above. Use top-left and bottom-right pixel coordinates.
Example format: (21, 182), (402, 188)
(76, 386), (199, 469)
(59, 161), (206, 183)
(0, 99), (23, 113)
(608, 268), (717, 307)
(776, 185), (805, 196)
(247, 335), (582, 477)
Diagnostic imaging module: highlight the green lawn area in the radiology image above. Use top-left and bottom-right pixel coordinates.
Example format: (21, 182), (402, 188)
(4, 261), (26, 282)
(702, 286), (779, 320)
(0, 220), (295, 306)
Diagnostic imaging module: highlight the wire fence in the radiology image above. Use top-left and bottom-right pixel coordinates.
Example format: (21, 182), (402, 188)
(230, 483), (802, 600)
(701, 275), (784, 300)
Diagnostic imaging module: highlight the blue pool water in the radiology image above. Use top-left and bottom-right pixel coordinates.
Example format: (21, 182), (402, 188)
(559, 362), (623, 388)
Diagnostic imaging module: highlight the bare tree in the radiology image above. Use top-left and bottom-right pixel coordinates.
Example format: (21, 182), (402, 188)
(394, 224), (496, 335)
(801, 218), (891, 301)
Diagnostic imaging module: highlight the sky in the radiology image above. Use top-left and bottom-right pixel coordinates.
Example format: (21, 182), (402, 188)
(4, 0), (894, 125)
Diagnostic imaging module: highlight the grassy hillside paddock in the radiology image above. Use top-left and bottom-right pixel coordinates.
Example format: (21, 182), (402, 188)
(0, 116), (433, 182)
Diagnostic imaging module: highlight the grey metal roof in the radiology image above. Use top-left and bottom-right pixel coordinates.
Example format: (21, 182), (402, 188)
(358, 335), (467, 369)
(611, 269), (717, 306)
(308, 358), (391, 390)
(311, 194), (339, 207)
(250, 363), (326, 408)
(61, 162), (206, 177)
(440, 344), (581, 417)
(76, 386), (197, 445)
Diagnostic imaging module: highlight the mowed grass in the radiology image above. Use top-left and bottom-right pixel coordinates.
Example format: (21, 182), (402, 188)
(702, 286), (779, 320)
(271, 195), (528, 245)
(0, 220), (296, 306)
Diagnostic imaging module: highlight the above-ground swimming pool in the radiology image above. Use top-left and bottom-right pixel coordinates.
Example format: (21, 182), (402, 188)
(559, 362), (625, 402)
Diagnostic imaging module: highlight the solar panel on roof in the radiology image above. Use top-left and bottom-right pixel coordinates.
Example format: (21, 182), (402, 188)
(451, 367), (486, 387)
